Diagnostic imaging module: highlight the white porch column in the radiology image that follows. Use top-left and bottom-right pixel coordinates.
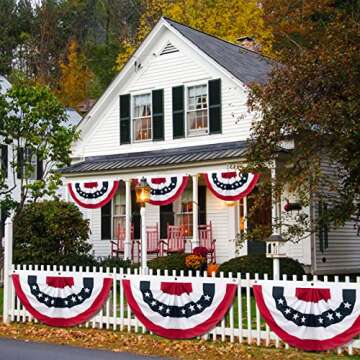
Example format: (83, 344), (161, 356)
(271, 165), (281, 280)
(192, 174), (199, 248)
(124, 179), (132, 260)
(3, 216), (13, 324)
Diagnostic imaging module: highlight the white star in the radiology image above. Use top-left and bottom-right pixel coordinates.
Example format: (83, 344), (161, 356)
(166, 308), (170, 314)
(204, 295), (211, 301)
(344, 302), (352, 309)
(51, 300), (55, 305)
(301, 316), (306, 323)
(64, 300), (68, 305)
(285, 308), (291, 314)
(293, 313), (299, 320)
(32, 285), (37, 290)
(78, 296), (83, 301)
(159, 305), (164, 311)
(189, 305), (195, 312)
(38, 293), (43, 298)
(335, 312), (342, 318)
(145, 292), (150, 298)
(151, 301), (156, 306)
(277, 298), (284, 305)
(71, 296), (77, 302)
(327, 313), (334, 320)
(318, 317), (324, 324)
(44, 297), (49, 302)
(84, 288), (90, 293)
(181, 309), (186, 314)
(197, 304), (202, 310)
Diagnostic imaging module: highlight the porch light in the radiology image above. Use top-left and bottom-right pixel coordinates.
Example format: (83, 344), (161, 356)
(135, 177), (151, 206)
(225, 201), (236, 207)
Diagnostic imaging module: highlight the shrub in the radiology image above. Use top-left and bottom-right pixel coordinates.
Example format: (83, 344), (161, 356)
(218, 254), (305, 277)
(185, 254), (207, 271)
(147, 253), (188, 273)
(14, 200), (93, 266)
(99, 256), (133, 269)
(192, 246), (208, 258)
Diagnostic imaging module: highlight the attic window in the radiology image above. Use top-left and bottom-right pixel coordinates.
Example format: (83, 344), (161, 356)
(160, 42), (179, 55)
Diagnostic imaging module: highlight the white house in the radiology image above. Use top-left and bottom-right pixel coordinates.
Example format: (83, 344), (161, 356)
(0, 74), (82, 236)
(60, 18), (359, 274)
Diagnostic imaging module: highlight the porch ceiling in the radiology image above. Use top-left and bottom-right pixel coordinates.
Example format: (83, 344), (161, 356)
(61, 140), (247, 175)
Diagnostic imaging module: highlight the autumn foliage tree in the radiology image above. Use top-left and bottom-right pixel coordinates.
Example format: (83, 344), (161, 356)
(245, 1), (360, 240)
(58, 39), (93, 109)
(116, 0), (274, 70)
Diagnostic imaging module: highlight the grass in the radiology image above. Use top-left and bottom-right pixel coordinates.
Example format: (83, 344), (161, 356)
(0, 321), (355, 359)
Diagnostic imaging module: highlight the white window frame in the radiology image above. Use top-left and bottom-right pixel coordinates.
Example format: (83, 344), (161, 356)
(112, 187), (126, 240)
(174, 188), (193, 238)
(185, 82), (209, 137)
(132, 92), (153, 143)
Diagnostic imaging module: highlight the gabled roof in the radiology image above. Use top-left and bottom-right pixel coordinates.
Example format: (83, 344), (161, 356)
(61, 140), (247, 175)
(164, 17), (274, 85)
(0, 74), (82, 128)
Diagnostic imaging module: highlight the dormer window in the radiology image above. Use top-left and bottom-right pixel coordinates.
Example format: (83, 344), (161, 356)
(187, 84), (208, 136)
(133, 93), (152, 141)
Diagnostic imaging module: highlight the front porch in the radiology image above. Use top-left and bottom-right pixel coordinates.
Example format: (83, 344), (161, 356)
(63, 141), (274, 264)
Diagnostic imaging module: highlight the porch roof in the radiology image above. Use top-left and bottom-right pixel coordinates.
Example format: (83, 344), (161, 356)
(62, 140), (247, 175)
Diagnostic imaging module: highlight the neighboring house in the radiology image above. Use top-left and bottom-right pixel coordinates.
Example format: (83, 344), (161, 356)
(0, 75), (82, 237)
(58, 18), (358, 274)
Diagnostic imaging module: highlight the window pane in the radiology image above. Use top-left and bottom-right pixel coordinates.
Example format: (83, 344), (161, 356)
(187, 85), (208, 134)
(133, 93), (152, 141)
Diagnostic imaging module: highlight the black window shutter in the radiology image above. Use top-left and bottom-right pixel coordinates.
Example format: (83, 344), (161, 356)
(17, 147), (24, 179)
(152, 89), (164, 141)
(198, 185), (206, 225)
(131, 190), (141, 239)
(160, 203), (174, 239)
(1, 144), (8, 178)
(208, 79), (222, 134)
(36, 155), (43, 180)
(172, 86), (184, 138)
(120, 94), (131, 144)
(0, 210), (7, 239)
(101, 201), (112, 240)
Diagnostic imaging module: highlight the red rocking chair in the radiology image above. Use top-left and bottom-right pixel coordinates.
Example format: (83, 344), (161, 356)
(163, 224), (186, 255)
(138, 224), (162, 260)
(198, 222), (216, 262)
(111, 224), (135, 259)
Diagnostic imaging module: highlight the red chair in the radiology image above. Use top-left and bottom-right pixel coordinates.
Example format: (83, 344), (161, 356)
(138, 224), (162, 260)
(198, 222), (216, 262)
(163, 224), (186, 254)
(111, 224), (135, 259)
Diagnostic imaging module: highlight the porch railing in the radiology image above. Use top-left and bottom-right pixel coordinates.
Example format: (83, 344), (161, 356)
(5, 264), (360, 356)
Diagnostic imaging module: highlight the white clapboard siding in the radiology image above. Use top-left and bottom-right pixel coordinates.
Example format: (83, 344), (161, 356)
(280, 187), (312, 266)
(313, 158), (360, 274)
(74, 28), (252, 158)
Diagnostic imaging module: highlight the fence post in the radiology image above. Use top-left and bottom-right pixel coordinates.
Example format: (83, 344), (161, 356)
(3, 215), (13, 324)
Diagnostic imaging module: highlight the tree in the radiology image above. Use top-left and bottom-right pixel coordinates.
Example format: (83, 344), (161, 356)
(116, 0), (274, 70)
(13, 200), (92, 265)
(0, 82), (78, 215)
(245, 1), (360, 241)
(58, 39), (93, 109)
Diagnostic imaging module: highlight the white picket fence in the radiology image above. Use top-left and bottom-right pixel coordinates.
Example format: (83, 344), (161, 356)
(5, 264), (360, 356)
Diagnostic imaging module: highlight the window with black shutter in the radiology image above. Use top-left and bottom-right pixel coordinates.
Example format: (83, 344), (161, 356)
(120, 94), (131, 144)
(208, 79), (222, 134)
(17, 147), (24, 179)
(101, 201), (112, 240)
(1, 144), (8, 178)
(36, 156), (43, 180)
(160, 203), (174, 239)
(318, 201), (329, 252)
(172, 86), (185, 138)
(198, 185), (206, 225)
(0, 210), (7, 239)
(152, 89), (164, 141)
